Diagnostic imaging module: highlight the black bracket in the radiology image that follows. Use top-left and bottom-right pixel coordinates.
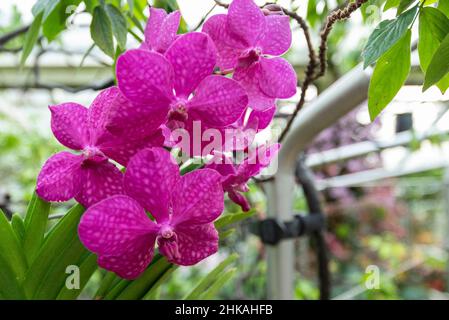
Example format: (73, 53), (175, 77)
(250, 213), (325, 245)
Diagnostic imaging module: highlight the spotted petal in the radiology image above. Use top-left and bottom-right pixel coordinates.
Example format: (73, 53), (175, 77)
(188, 75), (247, 127)
(144, 7), (180, 53)
(124, 148), (180, 223)
(36, 151), (83, 202)
(158, 223), (218, 266)
(202, 14), (244, 70)
(49, 103), (89, 150)
(171, 169), (224, 226)
(258, 57), (297, 99)
(165, 32), (217, 97)
(116, 49), (174, 105)
(75, 161), (124, 208)
(227, 0), (266, 47)
(257, 15), (292, 56)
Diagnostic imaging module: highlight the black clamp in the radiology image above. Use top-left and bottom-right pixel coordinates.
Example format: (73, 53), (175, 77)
(250, 213), (325, 245)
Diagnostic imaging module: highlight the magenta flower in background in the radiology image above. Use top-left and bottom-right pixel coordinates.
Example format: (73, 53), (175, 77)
(78, 147), (224, 279)
(203, 0), (297, 111)
(206, 143), (280, 211)
(140, 7), (181, 53)
(36, 87), (163, 207)
(115, 32), (248, 155)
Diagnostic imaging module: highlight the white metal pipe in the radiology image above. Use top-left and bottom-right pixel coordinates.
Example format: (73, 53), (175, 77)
(266, 65), (371, 299)
(306, 128), (449, 169)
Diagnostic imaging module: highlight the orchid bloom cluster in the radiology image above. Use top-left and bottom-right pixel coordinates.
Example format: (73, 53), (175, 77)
(36, 0), (296, 279)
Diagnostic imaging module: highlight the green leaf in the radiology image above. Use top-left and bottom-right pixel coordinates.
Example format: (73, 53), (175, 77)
(32, 0), (61, 21)
(91, 5), (115, 58)
(23, 204), (85, 298)
(368, 30), (412, 120)
(384, 0), (400, 11)
(439, 0), (449, 18)
(200, 268), (237, 299)
(0, 209), (28, 284)
(94, 271), (119, 299)
(56, 253), (97, 300)
(20, 12), (43, 66)
(104, 4), (127, 49)
(22, 192), (51, 264)
(397, 0), (416, 15)
(33, 235), (89, 299)
(418, 7), (449, 93)
(10, 213), (25, 243)
(42, 0), (82, 41)
(114, 256), (172, 300)
(214, 210), (255, 230)
(184, 253), (238, 300)
(423, 33), (449, 91)
(0, 253), (26, 299)
(142, 266), (176, 300)
(85, 0), (100, 13)
(362, 6), (417, 68)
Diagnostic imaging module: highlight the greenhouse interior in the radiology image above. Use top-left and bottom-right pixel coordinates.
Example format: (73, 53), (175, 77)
(1, 0), (449, 306)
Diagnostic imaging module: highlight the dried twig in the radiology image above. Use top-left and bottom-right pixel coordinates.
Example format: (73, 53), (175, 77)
(0, 25), (30, 46)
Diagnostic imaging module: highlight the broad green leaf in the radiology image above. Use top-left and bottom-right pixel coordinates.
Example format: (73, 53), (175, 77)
(23, 204), (85, 298)
(368, 30), (412, 120)
(142, 266), (176, 300)
(439, 0), (449, 18)
(384, 0), (400, 11)
(0, 209), (28, 284)
(56, 253), (97, 300)
(423, 33), (449, 91)
(10, 213), (25, 243)
(85, 0), (100, 13)
(127, 0), (134, 12)
(42, 0), (82, 41)
(22, 192), (51, 264)
(219, 228), (236, 240)
(200, 268), (237, 300)
(0, 253), (26, 299)
(20, 12), (43, 66)
(214, 210), (255, 230)
(397, 0), (415, 15)
(114, 256), (172, 300)
(362, 6), (417, 68)
(94, 271), (120, 299)
(33, 235), (88, 299)
(104, 4), (127, 49)
(32, 0), (61, 21)
(418, 7), (449, 93)
(184, 253), (238, 300)
(91, 5), (115, 58)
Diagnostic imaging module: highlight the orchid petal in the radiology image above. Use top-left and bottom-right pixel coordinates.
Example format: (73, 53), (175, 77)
(202, 14), (244, 70)
(188, 75), (247, 127)
(75, 161), (124, 208)
(49, 103), (89, 150)
(165, 32), (217, 97)
(227, 0), (266, 47)
(258, 57), (297, 99)
(124, 148), (180, 223)
(257, 15), (292, 56)
(234, 67), (276, 111)
(144, 8), (180, 53)
(171, 169), (224, 226)
(248, 106), (276, 131)
(117, 49), (174, 105)
(36, 151), (83, 202)
(228, 189), (251, 212)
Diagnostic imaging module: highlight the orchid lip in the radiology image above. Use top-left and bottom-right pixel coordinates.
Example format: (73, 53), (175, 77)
(82, 146), (107, 163)
(159, 224), (175, 239)
(237, 47), (263, 68)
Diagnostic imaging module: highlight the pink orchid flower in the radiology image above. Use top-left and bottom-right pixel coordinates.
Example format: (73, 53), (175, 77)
(206, 143), (280, 211)
(36, 87), (163, 207)
(140, 7), (181, 54)
(203, 0), (297, 111)
(115, 32), (248, 156)
(78, 147), (224, 279)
